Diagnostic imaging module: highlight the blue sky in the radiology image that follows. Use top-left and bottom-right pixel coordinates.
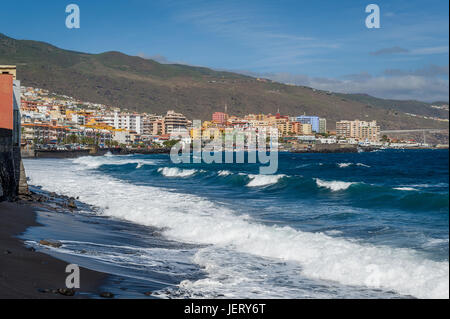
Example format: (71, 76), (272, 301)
(0, 0), (448, 101)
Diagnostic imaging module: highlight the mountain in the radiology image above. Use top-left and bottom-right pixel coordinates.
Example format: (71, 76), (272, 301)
(333, 93), (448, 120)
(0, 33), (448, 131)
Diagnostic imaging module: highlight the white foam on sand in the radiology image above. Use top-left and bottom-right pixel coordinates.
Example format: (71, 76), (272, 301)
(24, 159), (450, 299)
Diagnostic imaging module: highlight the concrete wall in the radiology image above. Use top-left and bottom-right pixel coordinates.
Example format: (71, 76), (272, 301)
(13, 80), (21, 146)
(0, 128), (18, 201)
(0, 69), (26, 202)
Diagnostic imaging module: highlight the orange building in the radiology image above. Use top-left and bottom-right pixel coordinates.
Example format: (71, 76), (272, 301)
(21, 100), (39, 112)
(0, 73), (13, 130)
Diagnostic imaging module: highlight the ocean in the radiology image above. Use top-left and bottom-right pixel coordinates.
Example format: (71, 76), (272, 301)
(22, 149), (449, 299)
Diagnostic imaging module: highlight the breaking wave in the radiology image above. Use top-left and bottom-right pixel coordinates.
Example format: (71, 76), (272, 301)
(24, 158), (450, 299)
(73, 155), (157, 169)
(246, 174), (286, 187)
(158, 167), (199, 177)
(315, 178), (356, 191)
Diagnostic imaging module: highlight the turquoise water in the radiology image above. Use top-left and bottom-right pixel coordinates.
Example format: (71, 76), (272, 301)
(23, 150), (449, 298)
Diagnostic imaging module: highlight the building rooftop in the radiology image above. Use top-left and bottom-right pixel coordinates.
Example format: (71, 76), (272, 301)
(0, 65), (17, 80)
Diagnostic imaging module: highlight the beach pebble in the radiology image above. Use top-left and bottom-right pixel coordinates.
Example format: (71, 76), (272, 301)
(58, 288), (75, 296)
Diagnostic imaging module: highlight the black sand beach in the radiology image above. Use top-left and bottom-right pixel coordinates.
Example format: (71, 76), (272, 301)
(0, 201), (107, 299)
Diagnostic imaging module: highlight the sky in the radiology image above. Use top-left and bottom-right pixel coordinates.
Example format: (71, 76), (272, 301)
(0, 0), (448, 102)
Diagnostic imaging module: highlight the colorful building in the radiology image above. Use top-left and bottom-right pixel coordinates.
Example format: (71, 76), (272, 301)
(212, 112), (228, 125)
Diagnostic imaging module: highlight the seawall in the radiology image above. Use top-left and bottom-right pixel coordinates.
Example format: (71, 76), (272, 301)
(0, 128), (21, 201)
(292, 143), (359, 153)
(21, 147), (171, 159)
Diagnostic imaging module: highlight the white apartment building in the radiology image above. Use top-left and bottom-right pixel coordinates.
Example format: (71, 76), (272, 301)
(103, 111), (145, 134)
(164, 110), (189, 134)
(71, 114), (86, 125)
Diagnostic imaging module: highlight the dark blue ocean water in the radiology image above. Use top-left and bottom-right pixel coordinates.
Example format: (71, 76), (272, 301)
(23, 150), (449, 299)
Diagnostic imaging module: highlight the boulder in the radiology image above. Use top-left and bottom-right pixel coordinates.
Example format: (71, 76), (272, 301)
(57, 288), (75, 296)
(67, 199), (77, 209)
(99, 292), (115, 299)
(39, 239), (62, 248)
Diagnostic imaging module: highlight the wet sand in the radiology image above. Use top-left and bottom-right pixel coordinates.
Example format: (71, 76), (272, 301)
(0, 201), (107, 299)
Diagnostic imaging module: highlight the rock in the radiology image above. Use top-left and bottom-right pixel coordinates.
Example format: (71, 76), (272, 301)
(37, 288), (59, 294)
(39, 239), (62, 248)
(18, 194), (32, 201)
(144, 291), (152, 296)
(67, 199), (77, 209)
(99, 292), (115, 299)
(57, 288), (75, 296)
(37, 288), (51, 294)
(28, 247), (36, 252)
(4, 250), (12, 255)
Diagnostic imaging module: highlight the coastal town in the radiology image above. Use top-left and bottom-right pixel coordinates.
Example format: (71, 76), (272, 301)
(11, 73), (445, 154)
(1, 64), (447, 162)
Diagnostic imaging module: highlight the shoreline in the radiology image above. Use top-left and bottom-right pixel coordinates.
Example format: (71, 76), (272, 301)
(21, 146), (449, 160)
(0, 198), (109, 299)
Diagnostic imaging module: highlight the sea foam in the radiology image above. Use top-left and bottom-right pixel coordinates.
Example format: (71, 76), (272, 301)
(218, 170), (232, 176)
(394, 187), (418, 191)
(247, 174), (285, 187)
(73, 155), (156, 169)
(315, 178), (355, 191)
(158, 167), (198, 177)
(23, 158), (449, 299)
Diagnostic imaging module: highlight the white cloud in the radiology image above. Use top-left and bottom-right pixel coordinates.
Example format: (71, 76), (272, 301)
(137, 52), (191, 65)
(248, 70), (449, 102)
(410, 46), (449, 55)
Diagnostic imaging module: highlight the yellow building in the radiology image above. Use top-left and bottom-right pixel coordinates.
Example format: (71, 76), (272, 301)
(300, 123), (313, 135)
(336, 120), (380, 142)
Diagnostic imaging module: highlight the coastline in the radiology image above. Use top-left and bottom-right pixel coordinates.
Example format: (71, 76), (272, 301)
(21, 146), (448, 161)
(3, 150), (447, 299)
(0, 199), (108, 299)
